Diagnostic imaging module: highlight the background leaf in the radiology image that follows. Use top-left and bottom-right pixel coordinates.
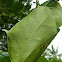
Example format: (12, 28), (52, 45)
(0, 56), (11, 62)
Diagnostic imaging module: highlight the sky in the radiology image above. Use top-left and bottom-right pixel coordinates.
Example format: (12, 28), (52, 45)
(31, 0), (62, 54)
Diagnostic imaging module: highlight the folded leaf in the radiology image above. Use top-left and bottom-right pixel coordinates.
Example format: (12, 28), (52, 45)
(7, 6), (57, 62)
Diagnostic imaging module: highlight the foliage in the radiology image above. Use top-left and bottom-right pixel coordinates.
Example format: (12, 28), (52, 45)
(0, 50), (11, 62)
(0, 0), (62, 62)
(37, 56), (62, 62)
(42, 45), (62, 61)
(7, 6), (58, 62)
(0, 0), (31, 53)
(37, 56), (49, 62)
(0, 56), (11, 62)
(0, 0), (31, 62)
(6, 0), (62, 62)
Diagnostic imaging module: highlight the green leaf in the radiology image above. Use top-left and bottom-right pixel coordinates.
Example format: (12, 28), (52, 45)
(0, 56), (11, 62)
(36, 56), (49, 62)
(41, 1), (60, 7)
(51, 59), (62, 62)
(0, 0), (2, 8)
(7, 6), (57, 62)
